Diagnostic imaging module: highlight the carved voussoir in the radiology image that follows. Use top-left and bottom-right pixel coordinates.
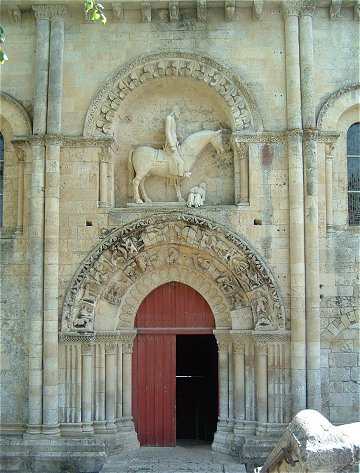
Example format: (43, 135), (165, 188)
(61, 213), (285, 334)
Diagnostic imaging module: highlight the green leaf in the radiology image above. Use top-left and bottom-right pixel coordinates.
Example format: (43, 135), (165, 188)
(0, 25), (5, 44)
(0, 49), (8, 65)
(84, 0), (94, 12)
(91, 11), (101, 21)
(100, 14), (107, 24)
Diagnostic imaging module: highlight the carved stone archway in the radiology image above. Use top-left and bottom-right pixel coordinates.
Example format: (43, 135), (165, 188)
(61, 213), (285, 333)
(83, 51), (263, 136)
(317, 83), (360, 129)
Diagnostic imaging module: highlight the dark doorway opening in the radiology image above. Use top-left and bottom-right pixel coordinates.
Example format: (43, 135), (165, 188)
(176, 335), (218, 443)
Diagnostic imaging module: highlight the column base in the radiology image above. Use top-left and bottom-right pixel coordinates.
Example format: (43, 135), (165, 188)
(1, 422), (140, 473)
(42, 424), (61, 436)
(25, 424), (42, 435)
(212, 418), (235, 455)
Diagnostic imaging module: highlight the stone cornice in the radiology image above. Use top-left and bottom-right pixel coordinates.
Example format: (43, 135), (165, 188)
(12, 134), (114, 148)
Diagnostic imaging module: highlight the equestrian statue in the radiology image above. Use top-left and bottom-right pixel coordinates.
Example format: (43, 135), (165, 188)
(128, 108), (224, 204)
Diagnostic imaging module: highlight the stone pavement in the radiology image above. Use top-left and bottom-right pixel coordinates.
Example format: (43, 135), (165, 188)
(100, 442), (246, 473)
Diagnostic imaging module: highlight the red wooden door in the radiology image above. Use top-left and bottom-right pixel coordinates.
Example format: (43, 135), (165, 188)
(132, 282), (214, 447)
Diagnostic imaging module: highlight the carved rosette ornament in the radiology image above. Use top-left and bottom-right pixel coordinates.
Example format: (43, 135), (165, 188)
(84, 52), (262, 136)
(61, 213), (285, 334)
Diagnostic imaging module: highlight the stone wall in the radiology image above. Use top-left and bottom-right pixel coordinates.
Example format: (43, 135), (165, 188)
(0, 0), (359, 465)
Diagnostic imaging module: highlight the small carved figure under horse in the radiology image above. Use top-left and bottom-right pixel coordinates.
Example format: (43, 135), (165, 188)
(128, 129), (224, 204)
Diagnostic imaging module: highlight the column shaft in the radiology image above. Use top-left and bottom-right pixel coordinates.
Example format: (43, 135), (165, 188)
(99, 160), (108, 206)
(27, 8), (50, 433)
(16, 156), (24, 232)
(122, 339), (134, 418)
(325, 144), (334, 227)
(255, 343), (268, 424)
(283, 2), (307, 413)
(82, 344), (94, 432)
(217, 341), (229, 421)
(42, 9), (65, 433)
(105, 345), (117, 429)
(300, 5), (321, 411)
(240, 145), (249, 204)
(233, 344), (245, 421)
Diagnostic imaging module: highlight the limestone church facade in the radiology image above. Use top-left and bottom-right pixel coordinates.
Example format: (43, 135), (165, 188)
(0, 1), (359, 471)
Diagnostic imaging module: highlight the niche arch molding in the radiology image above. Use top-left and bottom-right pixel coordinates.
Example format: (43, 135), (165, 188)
(83, 50), (263, 137)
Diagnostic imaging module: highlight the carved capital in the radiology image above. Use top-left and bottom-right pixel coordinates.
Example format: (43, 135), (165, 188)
(141, 1), (151, 23)
(120, 335), (136, 354)
(9, 6), (22, 24)
(33, 4), (67, 20)
(330, 0), (342, 19)
(13, 143), (26, 163)
(197, 0), (207, 22)
(105, 343), (117, 355)
(225, 0), (236, 21)
(303, 128), (319, 141)
(231, 334), (248, 353)
(255, 341), (268, 355)
(281, 1), (301, 17)
(355, 1), (360, 20)
(82, 343), (94, 355)
(215, 331), (232, 351)
(300, 0), (316, 17)
(253, 0), (264, 20)
(169, 0), (179, 22)
(112, 3), (124, 21)
(325, 142), (336, 158)
(32, 5), (51, 20)
(49, 5), (67, 19)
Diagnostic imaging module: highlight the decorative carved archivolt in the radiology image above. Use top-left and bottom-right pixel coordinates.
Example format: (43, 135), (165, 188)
(317, 83), (360, 129)
(83, 51), (262, 136)
(62, 213), (285, 334)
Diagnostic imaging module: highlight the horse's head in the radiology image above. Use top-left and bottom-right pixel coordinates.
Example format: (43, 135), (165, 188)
(211, 130), (225, 155)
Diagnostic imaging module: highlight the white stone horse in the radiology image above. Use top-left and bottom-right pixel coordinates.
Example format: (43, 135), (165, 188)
(128, 129), (224, 204)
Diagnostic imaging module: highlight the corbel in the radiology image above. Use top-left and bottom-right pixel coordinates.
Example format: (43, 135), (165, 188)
(253, 0), (264, 20)
(9, 6), (22, 24)
(225, 0), (235, 21)
(169, 0), (179, 22)
(197, 0), (207, 22)
(112, 3), (124, 21)
(141, 1), (151, 23)
(329, 0), (342, 19)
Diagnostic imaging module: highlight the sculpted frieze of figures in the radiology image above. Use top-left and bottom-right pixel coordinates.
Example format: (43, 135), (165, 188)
(62, 214), (285, 333)
(84, 52), (259, 137)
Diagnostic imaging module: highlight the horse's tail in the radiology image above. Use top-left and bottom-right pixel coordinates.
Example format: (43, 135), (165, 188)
(128, 148), (135, 200)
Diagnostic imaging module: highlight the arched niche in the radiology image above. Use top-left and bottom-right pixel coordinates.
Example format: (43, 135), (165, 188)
(317, 83), (360, 130)
(83, 51), (263, 138)
(61, 213), (285, 334)
(83, 51), (263, 206)
(0, 92), (32, 230)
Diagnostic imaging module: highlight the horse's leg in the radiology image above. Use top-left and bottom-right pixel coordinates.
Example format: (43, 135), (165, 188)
(132, 174), (143, 204)
(175, 179), (185, 203)
(140, 178), (152, 203)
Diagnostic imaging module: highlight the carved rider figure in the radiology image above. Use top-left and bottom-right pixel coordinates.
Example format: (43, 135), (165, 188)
(164, 108), (189, 178)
